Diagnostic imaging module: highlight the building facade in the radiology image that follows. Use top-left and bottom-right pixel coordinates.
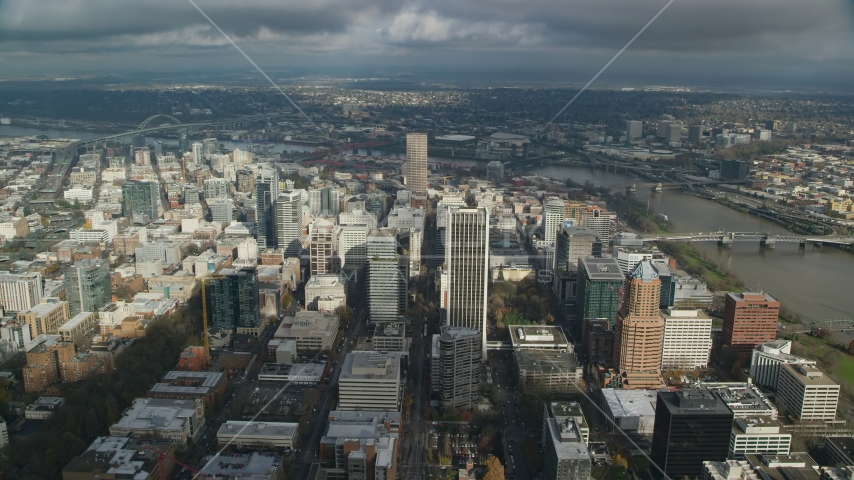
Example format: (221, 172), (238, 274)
(121, 181), (160, 225)
(722, 292), (780, 357)
(405, 133), (428, 195)
(445, 206), (489, 358)
(64, 259), (111, 315)
(612, 260), (664, 389)
(436, 326), (481, 412)
(203, 267), (261, 333)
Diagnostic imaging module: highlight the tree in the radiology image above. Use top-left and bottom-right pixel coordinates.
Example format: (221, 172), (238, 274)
(847, 341), (854, 355)
(483, 455), (505, 480)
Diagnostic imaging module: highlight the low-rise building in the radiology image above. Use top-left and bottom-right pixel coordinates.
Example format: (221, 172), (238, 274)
(319, 410), (400, 480)
(509, 325), (572, 352)
(372, 321), (410, 352)
(824, 437), (854, 468)
(257, 363), (325, 384)
(274, 311), (339, 351)
(148, 371), (227, 408)
(729, 416), (791, 458)
(599, 388), (658, 435)
(109, 398), (205, 445)
(701, 460), (761, 480)
(700, 381), (778, 419)
(16, 300), (70, 338)
(62, 436), (175, 480)
(57, 311), (97, 342)
(196, 452), (282, 480)
(216, 421), (298, 450)
(304, 274), (346, 311)
(515, 349), (581, 393)
(338, 352), (401, 411)
(24, 396), (65, 420)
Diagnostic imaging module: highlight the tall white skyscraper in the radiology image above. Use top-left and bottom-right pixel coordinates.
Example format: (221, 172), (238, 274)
(256, 169), (279, 249)
(367, 228), (407, 323)
(335, 225), (369, 269)
(543, 197), (565, 245)
(275, 190), (303, 257)
(445, 206), (489, 358)
(191, 142), (203, 165)
(405, 133), (428, 195)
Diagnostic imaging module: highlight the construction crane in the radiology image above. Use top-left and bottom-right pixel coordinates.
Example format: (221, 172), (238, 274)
(442, 175), (454, 186)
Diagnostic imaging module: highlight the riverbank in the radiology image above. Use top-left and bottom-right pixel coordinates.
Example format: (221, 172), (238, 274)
(565, 178), (672, 233)
(655, 240), (745, 293)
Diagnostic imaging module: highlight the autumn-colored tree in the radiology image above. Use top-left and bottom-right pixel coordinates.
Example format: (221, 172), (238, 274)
(483, 455), (505, 480)
(848, 340), (854, 355)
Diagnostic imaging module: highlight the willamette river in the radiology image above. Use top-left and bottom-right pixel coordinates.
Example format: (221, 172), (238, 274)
(4, 125), (849, 321)
(532, 165), (854, 323)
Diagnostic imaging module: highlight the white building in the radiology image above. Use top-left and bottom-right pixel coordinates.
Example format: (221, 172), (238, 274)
(750, 340), (816, 391)
(777, 364), (839, 420)
(339, 208), (377, 227)
(600, 388), (658, 434)
(543, 197), (565, 245)
(338, 352), (402, 411)
(445, 206), (489, 358)
(335, 224), (368, 268)
(69, 228), (110, 244)
(209, 197), (234, 223)
(386, 206), (425, 231)
(701, 460), (761, 480)
(304, 274), (346, 311)
(274, 311), (340, 351)
(275, 190), (303, 257)
(367, 228), (407, 324)
(660, 308), (712, 369)
(109, 398), (205, 444)
(216, 421), (298, 450)
(729, 416), (791, 458)
(64, 185), (94, 202)
(612, 247), (654, 275)
(0, 272), (42, 313)
(24, 396), (66, 420)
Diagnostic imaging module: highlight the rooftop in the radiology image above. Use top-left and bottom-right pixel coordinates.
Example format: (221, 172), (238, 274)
(217, 421), (298, 439)
(580, 257), (625, 281)
(601, 388), (659, 418)
(340, 352), (400, 381)
(783, 364), (838, 387)
(198, 452), (281, 479)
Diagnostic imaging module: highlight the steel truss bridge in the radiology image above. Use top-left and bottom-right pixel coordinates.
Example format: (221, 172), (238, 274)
(642, 231), (854, 247)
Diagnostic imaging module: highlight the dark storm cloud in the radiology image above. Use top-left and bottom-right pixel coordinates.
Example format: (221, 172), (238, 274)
(0, 0), (852, 86)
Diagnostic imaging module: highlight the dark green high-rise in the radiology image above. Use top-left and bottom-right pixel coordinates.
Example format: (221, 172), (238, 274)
(576, 257), (624, 327)
(204, 267), (260, 331)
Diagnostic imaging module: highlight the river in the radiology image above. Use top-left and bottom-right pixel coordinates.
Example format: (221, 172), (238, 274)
(533, 165), (854, 323)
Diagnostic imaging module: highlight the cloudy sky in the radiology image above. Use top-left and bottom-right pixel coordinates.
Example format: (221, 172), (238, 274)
(1, 0), (853, 89)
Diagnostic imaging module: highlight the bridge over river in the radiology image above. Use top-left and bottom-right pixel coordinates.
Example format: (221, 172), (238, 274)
(642, 231), (854, 248)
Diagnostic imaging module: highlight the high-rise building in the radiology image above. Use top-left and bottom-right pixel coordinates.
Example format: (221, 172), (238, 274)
(612, 260), (664, 389)
(720, 159), (750, 181)
(542, 402), (593, 480)
(310, 220), (335, 277)
(367, 229), (407, 323)
(486, 161), (504, 182)
(209, 197), (234, 224)
(256, 170), (279, 249)
(122, 181), (160, 225)
(660, 307), (712, 370)
(203, 178), (230, 199)
(580, 207), (610, 247)
(554, 227), (601, 272)
(308, 186), (340, 217)
(777, 364), (839, 421)
(202, 137), (218, 155)
(64, 259), (111, 315)
(405, 133), (428, 195)
(750, 340), (816, 391)
(626, 120), (643, 139)
(335, 225), (369, 269)
(0, 272), (43, 313)
(275, 190), (303, 257)
(666, 123), (682, 144)
(651, 389), (734, 480)
(722, 292), (780, 358)
(543, 197), (565, 245)
(576, 257), (624, 327)
(689, 125), (703, 144)
(436, 326), (481, 412)
(203, 268), (260, 333)
(192, 142), (203, 165)
(445, 206), (489, 358)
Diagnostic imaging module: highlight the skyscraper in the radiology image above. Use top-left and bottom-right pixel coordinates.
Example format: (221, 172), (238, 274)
(688, 124), (703, 144)
(576, 257), (624, 326)
(335, 225), (369, 269)
(203, 267), (260, 332)
(612, 260), (665, 389)
(445, 206), (489, 358)
(543, 197), (565, 245)
(191, 142), (203, 165)
(256, 169), (279, 249)
(626, 120), (642, 139)
(722, 292), (780, 358)
(308, 186), (340, 217)
(554, 227), (602, 272)
(651, 389), (734, 480)
(275, 190), (303, 257)
(436, 326), (481, 412)
(367, 228), (407, 323)
(405, 133), (428, 195)
(310, 220), (335, 276)
(0, 273), (43, 313)
(64, 259), (111, 315)
(665, 123), (682, 144)
(122, 181), (160, 225)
